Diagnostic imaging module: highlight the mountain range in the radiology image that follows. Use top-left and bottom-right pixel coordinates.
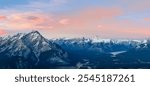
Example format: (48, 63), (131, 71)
(0, 31), (150, 69)
(53, 37), (150, 68)
(0, 31), (69, 68)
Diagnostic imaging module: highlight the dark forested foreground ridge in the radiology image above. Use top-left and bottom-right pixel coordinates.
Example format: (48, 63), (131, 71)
(0, 31), (150, 69)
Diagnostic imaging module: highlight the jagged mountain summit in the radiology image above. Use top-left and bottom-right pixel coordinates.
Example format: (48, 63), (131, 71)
(0, 31), (69, 69)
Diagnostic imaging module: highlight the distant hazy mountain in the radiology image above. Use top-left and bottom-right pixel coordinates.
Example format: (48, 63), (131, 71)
(0, 31), (69, 69)
(52, 38), (150, 69)
(52, 38), (143, 55)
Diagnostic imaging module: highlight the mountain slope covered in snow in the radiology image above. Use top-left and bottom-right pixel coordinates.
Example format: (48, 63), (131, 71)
(0, 31), (69, 68)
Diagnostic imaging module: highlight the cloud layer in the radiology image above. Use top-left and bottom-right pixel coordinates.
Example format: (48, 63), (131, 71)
(0, 0), (149, 39)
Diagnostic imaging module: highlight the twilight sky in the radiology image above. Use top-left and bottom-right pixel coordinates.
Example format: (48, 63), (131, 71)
(0, 0), (150, 39)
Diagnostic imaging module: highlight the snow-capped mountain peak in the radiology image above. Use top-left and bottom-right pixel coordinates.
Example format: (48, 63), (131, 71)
(0, 31), (66, 58)
(22, 31), (52, 57)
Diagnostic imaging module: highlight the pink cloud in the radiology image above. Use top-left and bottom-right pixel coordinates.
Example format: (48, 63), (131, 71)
(55, 7), (122, 28)
(2, 13), (54, 30)
(110, 28), (149, 39)
(0, 15), (6, 21)
(97, 25), (103, 28)
(0, 29), (7, 35)
(80, 7), (122, 22)
(95, 19), (150, 39)
(0, 7), (122, 31)
(144, 18), (150, 21)
(79, 8), (122, 20)
(0, 7), (149, 39)
(59, 18), (70, 25)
